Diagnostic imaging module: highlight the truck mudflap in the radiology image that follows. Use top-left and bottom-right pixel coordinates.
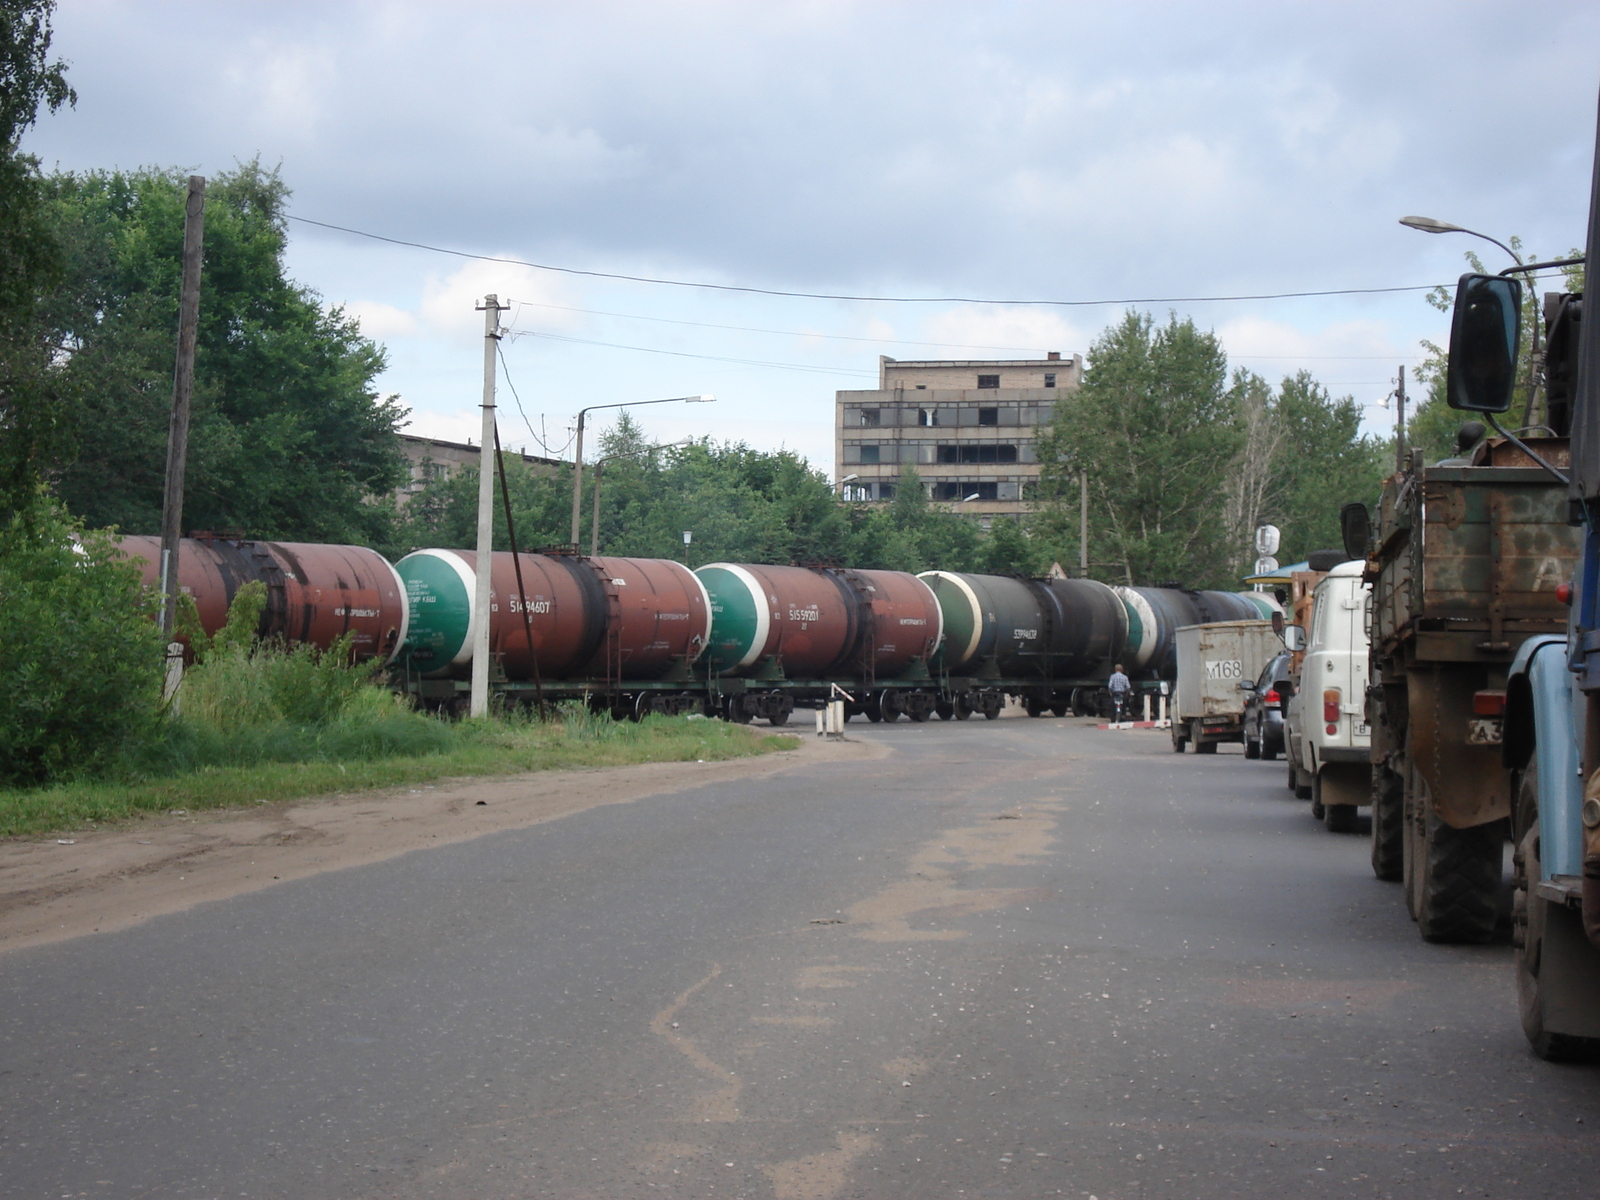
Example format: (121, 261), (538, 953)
(1408, 666), (1512, 829)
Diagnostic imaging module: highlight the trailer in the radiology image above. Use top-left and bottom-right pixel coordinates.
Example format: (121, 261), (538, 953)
(1170, 620), (1283, 753)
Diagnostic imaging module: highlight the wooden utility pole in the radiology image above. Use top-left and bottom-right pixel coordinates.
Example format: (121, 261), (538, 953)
(158, 175), (205, 636)
(470, 294), (506, 718)
(1395, 366), (1407, 474)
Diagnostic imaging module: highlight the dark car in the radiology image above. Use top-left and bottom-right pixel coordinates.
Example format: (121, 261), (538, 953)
(1241, 650), (1294, 760)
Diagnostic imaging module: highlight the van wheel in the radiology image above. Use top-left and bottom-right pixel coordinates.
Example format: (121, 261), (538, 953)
(1325, 802), (1358, 833)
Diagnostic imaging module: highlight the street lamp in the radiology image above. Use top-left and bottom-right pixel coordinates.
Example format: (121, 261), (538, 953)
(1398, 215), (1521, 266)
(569, 394), (714, 544)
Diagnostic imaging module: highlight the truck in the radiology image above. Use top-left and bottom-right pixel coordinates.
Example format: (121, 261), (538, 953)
(1351, 428), (1579, 943)
(1282, 559), (1372, 832)
(1455, 94), (1598, 1058)
(1169, 620), (1283, 753)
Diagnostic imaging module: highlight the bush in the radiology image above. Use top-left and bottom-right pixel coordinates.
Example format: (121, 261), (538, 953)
(0, 499), (166, 785)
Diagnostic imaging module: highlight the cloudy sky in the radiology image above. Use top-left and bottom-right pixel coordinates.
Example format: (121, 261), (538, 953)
(24, 1), (1600, 473)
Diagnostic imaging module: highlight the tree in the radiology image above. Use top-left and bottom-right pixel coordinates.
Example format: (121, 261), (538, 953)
(1258, 370), (1387, 562)
(42, 162), (407, 543)
(0, 0), (74, 521)
(1036, 312), (1241, 588)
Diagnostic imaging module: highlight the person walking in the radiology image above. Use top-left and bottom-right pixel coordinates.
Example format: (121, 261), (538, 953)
(1107, 664), (1131, 722)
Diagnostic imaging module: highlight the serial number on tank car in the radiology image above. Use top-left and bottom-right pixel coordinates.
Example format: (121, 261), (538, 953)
(507, 598), (553, 614)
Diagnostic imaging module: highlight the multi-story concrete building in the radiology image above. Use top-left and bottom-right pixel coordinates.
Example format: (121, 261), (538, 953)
(834, 353), (1081, 516)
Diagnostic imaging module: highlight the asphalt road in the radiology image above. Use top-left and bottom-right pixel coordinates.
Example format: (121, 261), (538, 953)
(4, 716), (1600, 1199)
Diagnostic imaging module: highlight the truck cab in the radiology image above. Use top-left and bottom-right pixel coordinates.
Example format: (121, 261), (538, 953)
(1285, 559), (1372, 831)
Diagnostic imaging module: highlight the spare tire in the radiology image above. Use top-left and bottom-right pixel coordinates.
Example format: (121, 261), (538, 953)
(1307, 549), (1351, 572)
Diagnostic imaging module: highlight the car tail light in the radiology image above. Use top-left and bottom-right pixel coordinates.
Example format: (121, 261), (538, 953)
(1473, 690), (1506, 717)
(1323, 689), (1341, 725)
(1557, 581), (1573, 605)
(1263, 688), (1281, 705)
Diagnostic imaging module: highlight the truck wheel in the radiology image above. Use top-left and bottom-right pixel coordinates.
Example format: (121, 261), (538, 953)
(1516, 811), (1600, 1061)
(1193, 721), (1217, 753)
(1309, 771), (1325, 821)
(1244, 734), (1261, 760)
(1370, 763), (1404, 881)
(1417, 806), (1504, 944)
(1171, 724), (1188, 752)
(1286, 758), (1297, 792)
(1295, 765), (1314, 802)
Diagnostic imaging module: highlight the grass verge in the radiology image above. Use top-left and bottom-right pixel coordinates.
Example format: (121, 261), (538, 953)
(0, 714), (798, 839)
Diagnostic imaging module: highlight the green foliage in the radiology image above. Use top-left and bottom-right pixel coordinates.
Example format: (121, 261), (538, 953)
(1258, 370), (1389, 563)
(0, 1), (74, 521)
(1036, 312), (1242, 588)
(0, 498), (166, 785)
(41, 161), (408, 542)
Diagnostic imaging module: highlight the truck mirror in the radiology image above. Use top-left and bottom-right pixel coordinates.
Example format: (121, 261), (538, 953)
(1445, 273), (1522, 413)
(1239, 680), (1256, 692)
(1340, 502), (1371, 561)
(1271, 610), (1285, 636)
(1283, 625), (1306, 652)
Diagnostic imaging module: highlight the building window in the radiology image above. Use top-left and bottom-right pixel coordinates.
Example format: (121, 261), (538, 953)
(937, 444), (1019, 464)
(932, 481), (1001, 502)
(859, 444), (880, 464)
(915, 384), (927, 390)
(1044, 373), (1056, 388)
(918, 408), (934, 426)
(859, 408), (881, 427)
(977, 374), (1000, 389)
(878, 482), (896, 500)
(978, 407), (998, 426)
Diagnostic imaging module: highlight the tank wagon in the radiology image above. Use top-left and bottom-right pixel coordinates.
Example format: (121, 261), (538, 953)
(393, 549), (713, 718)
(918, 571), (1129, 718)
(116, 535), (408, 663)
(696, 563), (944, 723)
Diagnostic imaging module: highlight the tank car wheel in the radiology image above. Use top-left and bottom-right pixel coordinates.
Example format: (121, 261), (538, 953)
(908, 708), (930, 723)
(864, 708), (882, 723)
(1025, 698), (1046, 718)
(877, 693), (902, 723)
(935, 700), (955, 721)
(723, 696), (752, 725)
(1370, 762), (1404, 881)
(1050, 702), (1070, 718)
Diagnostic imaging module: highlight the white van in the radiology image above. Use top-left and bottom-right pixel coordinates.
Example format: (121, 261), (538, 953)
(1284, 559), (1371, 831)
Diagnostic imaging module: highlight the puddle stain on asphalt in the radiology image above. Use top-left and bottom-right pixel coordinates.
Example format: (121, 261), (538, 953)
(846, 800), (1062, 941)
(648, 962), (743, 1123)
(762, 1130), (878, 1200)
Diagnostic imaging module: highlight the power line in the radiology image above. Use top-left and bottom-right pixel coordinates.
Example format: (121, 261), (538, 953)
(288, 213), (1442, 308)
(504, 296), (1431, 361)
(496, 343), (573, 460)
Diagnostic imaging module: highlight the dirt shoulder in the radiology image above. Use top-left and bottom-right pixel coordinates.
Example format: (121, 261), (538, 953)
(0, 734), (884, 955)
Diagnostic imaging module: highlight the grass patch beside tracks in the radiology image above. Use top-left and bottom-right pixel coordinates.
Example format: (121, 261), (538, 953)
(0, 708), (797, 839)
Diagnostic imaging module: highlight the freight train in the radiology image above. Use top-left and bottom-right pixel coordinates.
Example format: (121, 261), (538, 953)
(117, 537), (1279, 724)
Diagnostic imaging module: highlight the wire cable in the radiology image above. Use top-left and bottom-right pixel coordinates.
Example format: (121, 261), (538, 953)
(288, 213), (1442, 308)
(496, 343), (573, 460)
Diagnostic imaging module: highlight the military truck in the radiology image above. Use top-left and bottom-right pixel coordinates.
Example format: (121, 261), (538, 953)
(1349, 429), (1580, 942)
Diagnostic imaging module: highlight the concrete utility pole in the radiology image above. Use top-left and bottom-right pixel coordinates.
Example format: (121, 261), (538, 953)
(1395, 366), (1407, 474)
(1079, 472), (1089, 577)
(471, 295), (507, 719)
(158, 175), (205, 636)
